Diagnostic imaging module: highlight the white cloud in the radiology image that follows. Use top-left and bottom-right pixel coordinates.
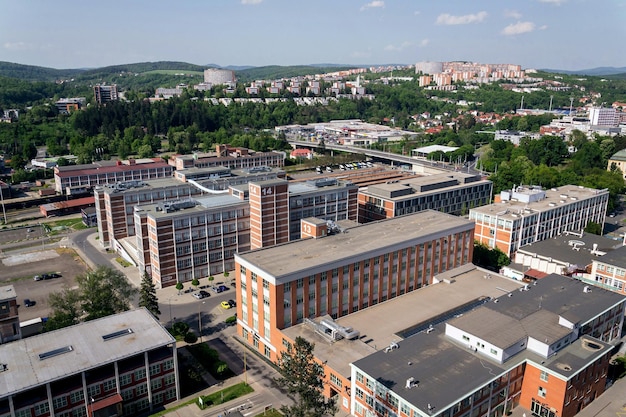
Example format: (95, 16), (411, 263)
(436, 11), (487, 25)
(384, 41), (412, 52)
(3, 42), (34, 51)
(360, 1), (385, 11)
(419, 38), (430, 47)
(504, 9), (522, 19)
(538, 0), (566, 5)
(241, 0), (262, 4)
(501, 21), (536, 35)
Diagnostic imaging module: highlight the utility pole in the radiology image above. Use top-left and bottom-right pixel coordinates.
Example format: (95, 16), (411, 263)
(0, 184), (6, 224)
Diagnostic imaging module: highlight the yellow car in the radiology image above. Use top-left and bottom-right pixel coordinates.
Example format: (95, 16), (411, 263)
(220, 301), (232, 309)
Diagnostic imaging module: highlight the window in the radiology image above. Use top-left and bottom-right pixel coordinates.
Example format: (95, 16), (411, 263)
(538, 386), (547, 398)
(15, 410), (31, 417)
(70, 389), (84, 404)
(540, 370), (549, 382)
(164, 373), (176, 386)
(151, 378), (163, 390)
(121, 388), (133, 401)
(163, 359), (174, 371)
(490, 348), (497, 355)
(150, 363), (161, 376)
(330, 373), (342, 388)
(136, 383), (148, 396)
(87, 384), (101, 397)
(356, 371), (364, 383)
(356, 387), (364, 399)
(53, 396), (68, 410)
(103, 378), (116, 392)
(135, 368), (147, 381)
(462, 335), (470, 341)
(117, 373), (132, 388)
(34, 402), (50, 416)
(265, 345), (272, 358)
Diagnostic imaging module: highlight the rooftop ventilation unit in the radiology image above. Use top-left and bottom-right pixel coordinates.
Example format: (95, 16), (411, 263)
(102, 328), (133, 341)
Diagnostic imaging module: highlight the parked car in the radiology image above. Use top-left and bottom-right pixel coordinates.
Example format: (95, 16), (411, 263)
(212, 285), (229, 293)
(193, 290), (210, 299)
(34, 273), (62, 281)
(228, 299), (236, 308)
(23, 299), (35, 307)
(220, 301), (232, 309)
(229, 281), (237, 288)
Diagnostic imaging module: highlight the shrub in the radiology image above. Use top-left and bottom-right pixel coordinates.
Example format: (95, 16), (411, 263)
(184, 332), (198, 344)
(172, 321), (190, 337)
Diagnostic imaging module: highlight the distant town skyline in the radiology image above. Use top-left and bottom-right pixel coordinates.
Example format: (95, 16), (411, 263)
(1, 0), (625, 71)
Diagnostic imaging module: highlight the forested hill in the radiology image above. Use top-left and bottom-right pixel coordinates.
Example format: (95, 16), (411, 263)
(0, 61), (83, 81)
(0, 61), (357, 84)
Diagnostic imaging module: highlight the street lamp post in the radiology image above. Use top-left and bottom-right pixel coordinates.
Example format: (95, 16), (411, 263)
(198, 301), (205, 343)
(0, 184), (6, 225)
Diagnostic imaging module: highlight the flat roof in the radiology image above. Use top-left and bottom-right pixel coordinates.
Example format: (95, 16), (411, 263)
(470, 185), (608, 217)
(594, 245), (626, 269)
(0, 285), (16, 301)
(517, 233), (621, 268)
(485, 274), (626, 325)
(0, 309), (174, 398)
(282, 266), (523, 377)
(137, 194), (245, 219)
(354, 328), (611, 414)
(236, 211), (475, 282)
(362, 173), (490, 201)
(97, 177), (187, 195)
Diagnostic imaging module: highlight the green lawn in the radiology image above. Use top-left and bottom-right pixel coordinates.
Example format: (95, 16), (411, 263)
(196, 382), (254, 409)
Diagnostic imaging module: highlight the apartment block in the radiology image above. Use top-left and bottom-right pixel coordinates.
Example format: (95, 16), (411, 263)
(95, 178), (202, 248)
(133, 195), (250, 288)
(93, 84), (119, 104)
(358, 172), (492, 223)
(0, 285), (20, 344)
(587, 245), (626, 295)
(348, 274), (623, 417)
(54, 159), (173, 194)
(95, 167), (284, 249)
(0, 309), (179, 417)
(169, 145), (285, 171)
(234, 210), (475, 362)
(470, 185), (609, 257)
(589, 107), (619, 127)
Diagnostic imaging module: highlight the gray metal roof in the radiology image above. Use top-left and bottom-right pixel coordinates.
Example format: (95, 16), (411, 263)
(485, 274), (626, 326)
(517, 234), (621, 268)
(594, 245), (626, 269)
(447, 308), (526, 349)
(0, 309), (174, 398)
(353, 330), (611, 415)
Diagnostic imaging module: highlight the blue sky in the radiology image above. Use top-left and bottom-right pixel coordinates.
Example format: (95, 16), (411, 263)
(1, 0), (625, 71)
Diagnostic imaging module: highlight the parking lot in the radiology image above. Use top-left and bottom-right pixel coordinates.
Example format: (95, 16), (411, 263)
(0, 249), (88, 321)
